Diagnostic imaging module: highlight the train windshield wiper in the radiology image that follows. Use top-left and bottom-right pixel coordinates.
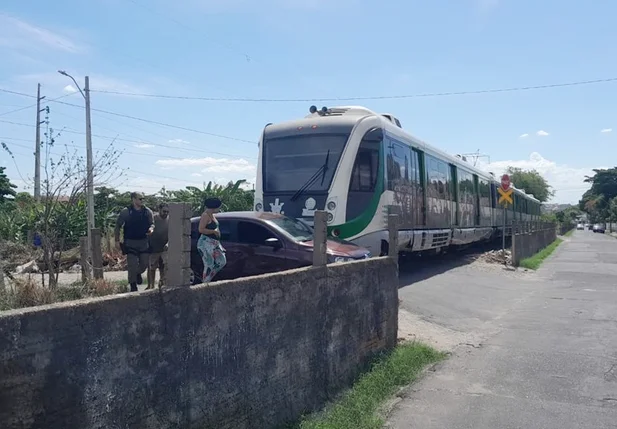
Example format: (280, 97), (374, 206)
(320, 150), (330, 186)
(290, 149), (330, 202)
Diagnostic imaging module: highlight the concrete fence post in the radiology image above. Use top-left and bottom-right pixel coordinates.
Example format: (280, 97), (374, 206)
(168, 203), (192, 287)
(313, 210), (328, 267)
(388, 214), (399, 259)
(90, 228), (104, 280)
(79, 236), (91, 283)
(0, 262), (5, 291)
(512, 229), (518, 266)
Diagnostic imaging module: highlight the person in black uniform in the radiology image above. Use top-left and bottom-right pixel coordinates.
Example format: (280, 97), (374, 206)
(114, 191), (154, 292)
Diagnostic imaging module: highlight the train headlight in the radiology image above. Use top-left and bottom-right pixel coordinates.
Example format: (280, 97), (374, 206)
(255, 203), (263, 211)
(327, 212), (334, 223)
(327, 201), (336, 211)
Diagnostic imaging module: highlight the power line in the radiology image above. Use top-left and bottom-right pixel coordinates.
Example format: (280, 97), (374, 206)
(49, 99), (257, 144)
(49, 109), (253, 158)
(0, 93), (75, 117)
(0, 141), (32, 185)
(89, 76), (617, 102)
(0, 88), (37, 99)
(0, 136), (255, 164)
(0, 117), (256, 160)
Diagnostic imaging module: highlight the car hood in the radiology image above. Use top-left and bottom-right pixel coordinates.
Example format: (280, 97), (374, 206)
(298, 239), (370, 258)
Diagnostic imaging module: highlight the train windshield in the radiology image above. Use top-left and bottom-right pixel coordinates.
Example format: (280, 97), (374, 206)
(263, 134), (348, 193)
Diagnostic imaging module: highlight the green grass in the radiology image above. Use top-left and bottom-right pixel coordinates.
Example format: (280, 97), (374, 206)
(294, 342), (446, 429)
(519, 238), (564, 270)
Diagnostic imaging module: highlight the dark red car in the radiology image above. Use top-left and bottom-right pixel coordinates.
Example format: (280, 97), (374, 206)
(190, 211), (371, 283)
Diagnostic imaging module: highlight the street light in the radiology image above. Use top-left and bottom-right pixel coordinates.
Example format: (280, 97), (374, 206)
(58, 70), (95, 276)
(58, 70), (86, 99)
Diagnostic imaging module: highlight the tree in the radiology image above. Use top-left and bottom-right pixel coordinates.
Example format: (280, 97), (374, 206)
(554, 206), (581, 224)
(584, 168), (617, 201)
(163, 179), (254, 216)
(2, 108), (123, 288)
(609, 197), (617, 227)
(579, 167), (617, 223)
(505, 167), (554, 202)
(0, 166), (17, 204)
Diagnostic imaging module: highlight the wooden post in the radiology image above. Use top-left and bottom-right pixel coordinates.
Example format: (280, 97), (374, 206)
(90, 228), (104, 280)
(79, 236), (91, 283)
(313, 210), (328, 267)
(167, 203), (192, 287)
(388, 214), (399, 258)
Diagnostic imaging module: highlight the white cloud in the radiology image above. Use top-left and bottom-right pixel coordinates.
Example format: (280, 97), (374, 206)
(168, 139), (190, 145)
(191, 173), (202, 177)
(536, 130), (549, 136)
(155, 157), (256, 174)
(519, 133), (529, 139)
(601, 128), (612, 133)
(476, 152), (603, 204)
(0, 14), (86, 54)
(134, 143), (154, 149)
(63, 84), (77, 94)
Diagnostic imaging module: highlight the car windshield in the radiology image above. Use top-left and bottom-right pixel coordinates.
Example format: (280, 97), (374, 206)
(265, 215), (313, 242)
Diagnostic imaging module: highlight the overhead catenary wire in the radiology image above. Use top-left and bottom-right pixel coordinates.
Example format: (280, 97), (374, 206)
(89, 76), (617, 102)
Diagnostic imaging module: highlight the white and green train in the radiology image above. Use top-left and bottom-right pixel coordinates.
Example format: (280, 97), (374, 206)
(254, 106), (541, 256)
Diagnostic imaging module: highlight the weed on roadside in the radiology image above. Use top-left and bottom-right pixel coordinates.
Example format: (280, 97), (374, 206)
(0, 277), (129, 312)
(295, 342), (446, 429)
(519, 238), (563, 270)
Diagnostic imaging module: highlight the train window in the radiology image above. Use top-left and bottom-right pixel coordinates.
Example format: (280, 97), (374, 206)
(410, 149), (419, 184)
(490, 183), (497, 208)
(458, 170), (476, 226)
(387, 139), (410, 190)
(347, 128), (382, 221)
(425, 154), (450, 199)
(349, 140), (380, 192)
(479, 179), (491, 208)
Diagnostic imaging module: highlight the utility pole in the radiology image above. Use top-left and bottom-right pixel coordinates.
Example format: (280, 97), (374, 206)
(58, 71), (96, 274)
(34, 83), (45, 202)
(84, 76), (95, 258)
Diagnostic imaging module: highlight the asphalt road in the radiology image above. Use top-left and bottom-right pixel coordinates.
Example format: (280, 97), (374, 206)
(388, 230), (617, 428)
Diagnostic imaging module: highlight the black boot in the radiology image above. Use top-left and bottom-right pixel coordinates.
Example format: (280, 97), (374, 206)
(136, 273), (143, 285)
(130, 282), (138, 292)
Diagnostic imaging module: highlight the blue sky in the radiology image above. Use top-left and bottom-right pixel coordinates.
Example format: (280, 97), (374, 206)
(0, 0), (615, 203)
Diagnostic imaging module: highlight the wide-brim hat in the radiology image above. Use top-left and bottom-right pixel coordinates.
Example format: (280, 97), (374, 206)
(204, 197), (222, 209)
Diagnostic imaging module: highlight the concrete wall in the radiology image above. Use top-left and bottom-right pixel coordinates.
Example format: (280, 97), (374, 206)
(512, 222), (558, 266)
(0, 257), (398, 429)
